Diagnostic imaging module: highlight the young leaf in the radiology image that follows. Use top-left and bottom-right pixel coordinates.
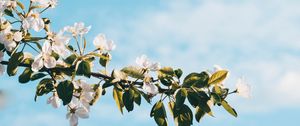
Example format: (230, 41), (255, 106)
(56, 80), (74, 105)
(182, 73), (202, 88)
(221, 100), (238, 117)
(174, 69), (183, 79)
(19, 68), (33, 84)
(30, 73), (47, 81)
(121, 66), (144, 79)
(64, 54), (77, 65)
(113, 87), (124, 114)
(76, 60), (91, 77)
(208, 70), (228, 85)
(35, 78), (54, 101)
(7, 52), (24, 76)
(159, 67), (174, 76)
(99, 53), (110, 67)
(151, 101), (168, 126)
(174, 104), (193, 126)
(175, 88), (188, 109)
(195, 106), (205, 122)
(123, 88), (135, 112)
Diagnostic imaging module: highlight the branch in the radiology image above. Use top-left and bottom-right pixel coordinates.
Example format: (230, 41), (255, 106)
(0, 60), (144, 86)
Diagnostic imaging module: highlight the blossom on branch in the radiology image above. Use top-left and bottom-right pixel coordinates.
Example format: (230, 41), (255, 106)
(31, 41), (57, 72)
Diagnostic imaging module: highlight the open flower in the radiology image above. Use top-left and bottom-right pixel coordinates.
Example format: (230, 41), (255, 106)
(73, 80), (94, 111)
(31, 40), (57, 72)
(47, 92), (61, 108)
(143, 82), (159, 96)
(235, 77), (251, 98)
(66, 98), (89, 126)
(142, 75), (159, 95)
(31, 0), (58, 8)
(64, 22), (91, 37)
(22, 11), (45, 32)
(0, 30), (23, 52)
(0, 51), (4, 75)
(50, 30), (71, 56)
(93, 34), (116, 51)
(136, 55), (160, 71)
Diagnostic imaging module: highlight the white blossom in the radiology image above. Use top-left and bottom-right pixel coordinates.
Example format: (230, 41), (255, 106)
(31, 40), (57, 72)
(136, 55), (161, 71)
(22, 11), (45, 32)
(72, 80), (94, 110)
(236, 77), (251, 98)
(143, 82), (159, 95)
(50, 30), (71, 56)
(93, 34), (116, 51)
(64, 22), (91, 37)
(0, 30), (22, 52)
(66, 98), (89, 126)
(31, 0), (58, 8)
(47, 92), (61, 108)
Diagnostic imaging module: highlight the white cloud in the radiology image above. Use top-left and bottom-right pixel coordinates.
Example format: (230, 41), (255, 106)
(101, 0), (300, 113)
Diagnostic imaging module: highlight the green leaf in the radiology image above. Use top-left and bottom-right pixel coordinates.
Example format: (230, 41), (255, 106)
(35, 78), (54, 101)
(30, 73), (47, 81)
(159, 67), (174, 76)
(7, 52), (24, 76)
(221, 100), (238, 117)
(113, 87), (124, 114)
(187, 91), (213, 116)
(174, 69), (183, 79)
(208, 70), (228, 85)
(56, 80), (74, 105)
(0, 44), (4, 51)
(195, 106), (205, 122)
(194, 72), (209, 88)
(173, 104), (193, 126)
(18, 68), (33, 84)
(99, 53), (110, 67)
(64, 54), (77, 65)
(175, 88), (188, 109)
(121, 66), (144, 79)
(76, 60), (91, 77)
(4, 9), (14, 17)
(133, 89), (142, 106)
(182, 72), (209, 88)
(123, 88), (135, 112)
(160, 78), (172, 86)
(211, 93), (222, 104)
(151, 101), (168, 126)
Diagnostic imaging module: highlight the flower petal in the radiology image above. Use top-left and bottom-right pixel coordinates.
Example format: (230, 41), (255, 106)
(43, 55), (56, 68)
(31, 55), (43, 72)
(75, 107), (89, 119)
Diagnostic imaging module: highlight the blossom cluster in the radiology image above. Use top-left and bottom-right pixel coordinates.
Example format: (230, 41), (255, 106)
(0, 0), (251, 126)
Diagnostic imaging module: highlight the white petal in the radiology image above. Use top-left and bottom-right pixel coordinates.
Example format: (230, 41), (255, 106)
(93, 34), (106, 49)
(42, 40), (52, 54)
(75, 107), (89, 119)
(22, 19), (31, 30)
(106, 40), (116, 51)
(13, 31), (22, 42)
(143, 82), (158, 95)
(43, 56), (56, 68)
(4, 41), (16, 52)
(69, 114), (78, 126)
(32, 18), (45, 32)
(31, 55), (44, 72)
(236, 78), (251, 98)
(149, 62), (161, 71)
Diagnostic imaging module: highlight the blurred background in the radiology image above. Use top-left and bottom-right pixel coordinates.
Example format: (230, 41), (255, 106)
(1, 0), (300, 125)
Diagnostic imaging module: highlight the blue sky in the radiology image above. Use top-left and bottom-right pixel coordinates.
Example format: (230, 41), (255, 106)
(1, 0), (300, 126)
